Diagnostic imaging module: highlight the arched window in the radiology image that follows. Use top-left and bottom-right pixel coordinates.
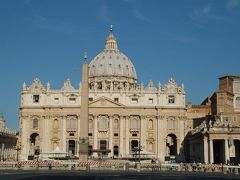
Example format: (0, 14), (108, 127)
(89, 119), (93, 129)
(33, 119), (38, 129)
(236, 97), (240, 107)
(148, 119), (153, 129)
(69, 118), (76, 128)
(99, 117), (108, 129)
(113, 119), (119, 129)
(167, 118), (175, 129)
(130, 118), (138, 129)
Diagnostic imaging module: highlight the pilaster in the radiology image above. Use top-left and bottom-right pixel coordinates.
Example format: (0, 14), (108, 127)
(203, 136), (209, 163)
(209, 139), (214, 164)
(109, 115), (113, 157)
(125, 116), (129, 156)
(119, 115), (124, 157)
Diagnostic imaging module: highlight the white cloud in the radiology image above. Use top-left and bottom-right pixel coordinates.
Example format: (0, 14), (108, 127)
(133, 8), (155, 23)
(99, 4), (110, 23)
(32, 15), (74, 34)
(190, 4), (227, 21)
(202, 4), (212, 16)
(226, 0), (239, 9)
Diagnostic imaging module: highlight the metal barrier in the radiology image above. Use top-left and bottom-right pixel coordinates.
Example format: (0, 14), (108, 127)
(0, 161), (239, 175)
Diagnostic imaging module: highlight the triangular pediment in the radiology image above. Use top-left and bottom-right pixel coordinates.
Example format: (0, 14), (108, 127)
(89, 96), (124, 108)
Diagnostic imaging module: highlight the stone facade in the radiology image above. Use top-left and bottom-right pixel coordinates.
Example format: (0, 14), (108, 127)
(19, 28), (190, 162)
(188, 75), (240, 165)
(0, 114), (17, 161)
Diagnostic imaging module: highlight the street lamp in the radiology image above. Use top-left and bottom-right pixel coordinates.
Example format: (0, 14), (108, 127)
(15, 145), (21, 162)
(133, 142), (143, 164)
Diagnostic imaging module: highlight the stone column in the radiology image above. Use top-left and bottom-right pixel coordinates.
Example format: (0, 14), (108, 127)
(77, 115), (81, 157)
(125, 116), (130, 156)
(43, 115), (50, 153)
(93, 115), (98, 157)
(177, 138), (181, 158)
(209, 139), (214, 164)
(140, 115), (146, 149)
(43, 116), (48, 153)
(20, 116), (29, 161)
(157, 115), (165, 162)
(203, 136), (209, 163)
(62, 116), (66, 153)
(225, 139), (230, 164)
(119, 116), (124, 157)
(109, 116), (113, 157)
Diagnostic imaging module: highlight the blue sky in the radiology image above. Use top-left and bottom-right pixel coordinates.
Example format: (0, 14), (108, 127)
(0, 0), (240, 130)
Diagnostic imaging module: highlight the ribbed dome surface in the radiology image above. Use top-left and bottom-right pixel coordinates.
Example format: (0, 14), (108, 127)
(88, 28), (137, 80)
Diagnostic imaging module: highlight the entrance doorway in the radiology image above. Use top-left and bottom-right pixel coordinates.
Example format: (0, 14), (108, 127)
(131, 140), (139, 152)
(100, 140), (108, 156)
(113, 146), (119, 157)
(213, 140), (224, 164)
(166, 134), (177, 156)
(30, 133), (40, 156)
(68, 140), (76, 156)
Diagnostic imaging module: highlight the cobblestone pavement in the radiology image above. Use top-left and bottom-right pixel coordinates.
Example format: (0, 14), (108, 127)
(0, 170), (239, 180)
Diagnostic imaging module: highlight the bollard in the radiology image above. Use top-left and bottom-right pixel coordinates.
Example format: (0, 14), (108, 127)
(136, 163), (141, 172)
(111, 165), (115, 171)
(234, 167), (239, 175)
(125, 163), (129, 172)
(48, 163), (52, 170)
(223, 166), (227, 174)
(86, 164), (90, 171)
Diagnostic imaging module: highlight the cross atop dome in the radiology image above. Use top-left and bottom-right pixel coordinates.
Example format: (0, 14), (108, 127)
(105, 25), (118, 50)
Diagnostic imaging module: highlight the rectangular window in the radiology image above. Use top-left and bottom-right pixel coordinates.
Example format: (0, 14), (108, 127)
(114, 133), (118, 137)
(33, 119), (38, 129)
(131, 98), (138, 103)
(100, 140), (107, 150)
(69, 133), (75, 136)
(168, 95), (175, 104)
(69, 97), (76, 101)
(132, 134), (137, 137)
(69, 119), (76, 128)
(148, 98), (153, 104)
(54, 97), (59, 104)
(167, 119), (175, 129)
(88, 133), (93, 136)
(114, 98), (119, 102)
(33, 95), (39, 103)
(89, 97), (93, 101)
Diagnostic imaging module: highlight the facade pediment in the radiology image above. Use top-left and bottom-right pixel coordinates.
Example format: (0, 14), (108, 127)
(28, 78), (46, 93)
(89, 96), (125, 108)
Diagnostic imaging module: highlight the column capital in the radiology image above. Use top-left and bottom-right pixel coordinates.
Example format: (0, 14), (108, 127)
(157, 115), (165, 120)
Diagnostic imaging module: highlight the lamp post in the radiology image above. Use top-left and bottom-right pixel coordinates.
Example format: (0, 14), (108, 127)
(133, 142), (143, 164)
(15, 145), (21, 162)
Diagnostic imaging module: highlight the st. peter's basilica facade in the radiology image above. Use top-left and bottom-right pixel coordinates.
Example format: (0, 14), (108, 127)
(18, 28), (240, 164)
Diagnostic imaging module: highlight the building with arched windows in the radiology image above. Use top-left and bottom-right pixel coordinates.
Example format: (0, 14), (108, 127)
(0, 113), (17, 161)
(19, 28), (240, 164)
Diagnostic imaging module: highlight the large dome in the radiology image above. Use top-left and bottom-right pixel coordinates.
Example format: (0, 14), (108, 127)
(89, 28), (137, 81)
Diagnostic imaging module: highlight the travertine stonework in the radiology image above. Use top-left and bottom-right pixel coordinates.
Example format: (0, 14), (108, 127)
(19, 28), (188, 162)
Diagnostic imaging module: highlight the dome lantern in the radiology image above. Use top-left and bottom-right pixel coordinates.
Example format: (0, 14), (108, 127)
(105, 25), (118, 50)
